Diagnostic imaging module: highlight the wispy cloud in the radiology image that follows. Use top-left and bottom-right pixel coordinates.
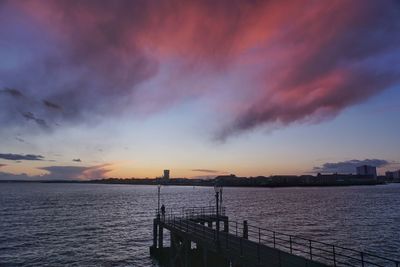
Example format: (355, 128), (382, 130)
(43, 100), (62, 110)
(21, 112), (49, 129)
(192, 169), (220, 174)
(15, 137), (25, 143)
(313, 159), (390, 174)
(0, 153), (44, 161)
(0, 88), (23, 98)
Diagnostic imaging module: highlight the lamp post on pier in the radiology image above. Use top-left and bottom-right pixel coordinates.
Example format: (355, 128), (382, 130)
(214, 184), (222, 246)
(157, 184), (161, 217)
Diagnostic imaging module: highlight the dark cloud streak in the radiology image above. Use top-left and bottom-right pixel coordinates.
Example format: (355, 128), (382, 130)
(21, 112), (49, 129)
(43, 100), (62, 110)
(0, 153), (44, 161)
(0, 88), (23, 98)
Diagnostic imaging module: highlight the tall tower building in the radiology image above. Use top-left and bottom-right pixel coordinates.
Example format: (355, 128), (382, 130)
(163, 169), (170, 180)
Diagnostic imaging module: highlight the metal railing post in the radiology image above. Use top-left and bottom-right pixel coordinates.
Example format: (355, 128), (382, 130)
(258, 229), (261, 263)
(226, 230), (228, 248)
(361, 252), (365, 267)
(236, 221), (238, 236)
(273, 231), (276, 248)
(333, 245), (336, 266)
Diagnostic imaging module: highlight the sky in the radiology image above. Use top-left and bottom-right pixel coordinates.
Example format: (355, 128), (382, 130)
(1, 0), (400, 180)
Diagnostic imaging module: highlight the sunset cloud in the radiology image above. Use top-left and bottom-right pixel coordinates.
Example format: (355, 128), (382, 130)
(0, 164), (112, 180)
(38, 164), (112, 180)
(1, 0), (399, 139)
(192, 169), (220, 174)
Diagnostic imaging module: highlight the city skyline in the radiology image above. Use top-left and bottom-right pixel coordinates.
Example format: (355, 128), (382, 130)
(1, 0), (400, 180)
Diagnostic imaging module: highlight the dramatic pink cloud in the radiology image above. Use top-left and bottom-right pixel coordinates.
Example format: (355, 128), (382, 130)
(1, 0), (399, 139)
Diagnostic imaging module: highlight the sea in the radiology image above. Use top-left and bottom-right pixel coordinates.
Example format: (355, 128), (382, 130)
(1, 183), (399, 266)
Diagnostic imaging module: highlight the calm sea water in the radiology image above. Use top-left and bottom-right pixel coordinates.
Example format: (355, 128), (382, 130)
(0, 183), (399, 266)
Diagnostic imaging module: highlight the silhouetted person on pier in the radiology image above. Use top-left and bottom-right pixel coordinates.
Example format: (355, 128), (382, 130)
(161, 204), (165, 221)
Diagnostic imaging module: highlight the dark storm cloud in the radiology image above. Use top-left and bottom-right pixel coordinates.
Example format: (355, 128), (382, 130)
(0, 153), (44, 161)
(313, 159), (390, 174)
(0, 1), (159, 132)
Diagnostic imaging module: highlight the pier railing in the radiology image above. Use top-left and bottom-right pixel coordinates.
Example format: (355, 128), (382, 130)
(159, 206), (399, 267)
(157, 206), (226, 218)
(227, 220), (399, 267)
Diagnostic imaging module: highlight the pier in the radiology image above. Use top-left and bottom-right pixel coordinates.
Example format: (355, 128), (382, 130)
(150, 207), (399, 267)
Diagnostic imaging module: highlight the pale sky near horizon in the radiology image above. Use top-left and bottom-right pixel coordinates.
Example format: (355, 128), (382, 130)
(1, 0), (399, 180)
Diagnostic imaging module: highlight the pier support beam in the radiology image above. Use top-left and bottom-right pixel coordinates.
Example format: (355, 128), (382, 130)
(158, 222), (164, 248)
(170, 232), (176, 267)
(153, 218), (158, 248)
(243, 220), (248, 239)
(203, 247), (208, 267)
(184, 238), (191, 267)
(223, 218), (229, 233)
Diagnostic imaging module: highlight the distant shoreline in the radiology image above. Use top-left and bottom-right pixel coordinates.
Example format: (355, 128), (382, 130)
(1, 175), (396, 188)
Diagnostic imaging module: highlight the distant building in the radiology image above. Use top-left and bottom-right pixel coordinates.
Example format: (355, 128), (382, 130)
(356, 165), (377, 178)
(163, 170), (170, 180)
(386, 170), (400, 180)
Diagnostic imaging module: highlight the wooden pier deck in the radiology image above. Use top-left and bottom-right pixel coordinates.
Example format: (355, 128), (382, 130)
(150, 207), (399, 267)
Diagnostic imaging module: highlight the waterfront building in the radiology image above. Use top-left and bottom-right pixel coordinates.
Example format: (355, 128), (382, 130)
(356, 165), (377, 178)
(386, 170), (400, 181)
